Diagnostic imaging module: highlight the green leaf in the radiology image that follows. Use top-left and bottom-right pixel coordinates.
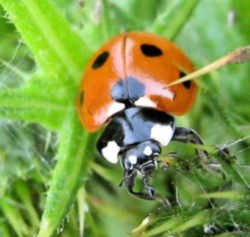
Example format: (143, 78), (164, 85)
(0, 0), (92, 86)
(38, 112), (98, 237)
(0, 87), (66, 130)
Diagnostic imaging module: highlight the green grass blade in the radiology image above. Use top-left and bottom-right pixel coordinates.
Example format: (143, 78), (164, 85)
(0, 197), (30, 237)
(0, 221), (11, 237)
(169, 210), (210, 234)
(196, 191), (245, 200)
(77, 187), (88, 237)
(150, 0), (199, 40)
(146, 210), (210, 236)
(145, 215), (184, 236)
(15, 180), (40, 228)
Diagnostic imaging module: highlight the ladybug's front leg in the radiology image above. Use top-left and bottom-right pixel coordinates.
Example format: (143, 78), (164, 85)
(123, 170), (155, 200)
(172, 127), (221, 173)
(142, 174), (171, 207)
(123, 170), (170, 206)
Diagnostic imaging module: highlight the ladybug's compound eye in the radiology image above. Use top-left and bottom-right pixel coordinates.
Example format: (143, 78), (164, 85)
(140, 44), (163, 57)
(92, 51), (109, 69)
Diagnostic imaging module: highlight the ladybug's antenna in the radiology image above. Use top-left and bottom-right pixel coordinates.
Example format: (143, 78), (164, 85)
(166, 46), (250, 88)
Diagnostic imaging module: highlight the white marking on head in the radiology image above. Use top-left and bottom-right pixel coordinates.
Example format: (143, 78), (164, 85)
(143, 146), (153, 156)
(150, 124), (174, 146)
(107, 102), (125, 117)
(101, 141), (120, 164)
(134, 96), (157, 108)
(128, 155), (137, 165)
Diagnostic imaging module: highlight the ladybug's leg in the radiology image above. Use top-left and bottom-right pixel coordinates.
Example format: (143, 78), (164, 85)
(142, 175), (155, 198)
(123, 170), (170, 206)
(123, 170), (154, 200)
(142, 174), (171, 207)
(172, 127), (221, 173)
(172, 127), (208, 155)
(216, 145), (235, 166)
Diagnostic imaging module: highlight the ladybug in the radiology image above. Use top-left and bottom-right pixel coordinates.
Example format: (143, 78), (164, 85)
(77, 32), (209, 202)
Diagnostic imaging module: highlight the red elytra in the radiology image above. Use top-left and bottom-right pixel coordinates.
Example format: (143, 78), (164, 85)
(77, 32), (197, 132)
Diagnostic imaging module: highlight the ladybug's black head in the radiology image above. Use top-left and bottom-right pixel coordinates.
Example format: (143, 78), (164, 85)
(120, 140), (164, 202)
(121, 140), (161, 175)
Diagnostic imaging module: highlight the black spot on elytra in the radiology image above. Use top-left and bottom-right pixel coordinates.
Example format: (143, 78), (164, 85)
(79, 91), (84, 105)
(183, 80), (191, 89)
(179, 71), (186, 78)
(92, 51), (109, 69)
(179, 71), (191, 89)
(141, 44), (163, 57)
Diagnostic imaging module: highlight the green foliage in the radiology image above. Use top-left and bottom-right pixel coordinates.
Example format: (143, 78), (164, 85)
(0, 0), (249, 236)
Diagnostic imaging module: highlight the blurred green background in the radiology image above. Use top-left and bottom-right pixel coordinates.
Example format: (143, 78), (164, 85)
(0, 0), (250, 236)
